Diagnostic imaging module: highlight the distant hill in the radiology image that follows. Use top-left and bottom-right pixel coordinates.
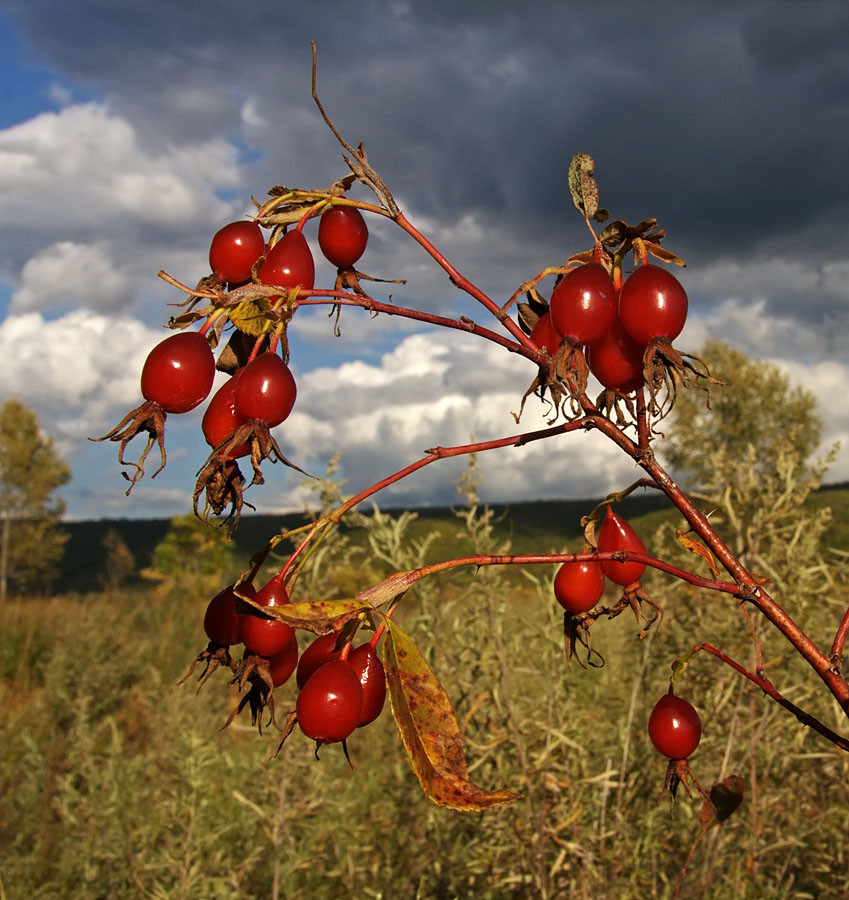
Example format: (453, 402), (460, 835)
(57, 484), (848, 594)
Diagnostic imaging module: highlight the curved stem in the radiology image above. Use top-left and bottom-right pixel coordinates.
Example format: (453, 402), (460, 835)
(394, 212), (537, 352)
(831, 606), (849, 666)
(295, 292), (540, 361)
(325, 421), (589, 526)
(693, 643), (849, 751)
(586, 411), (849, 716)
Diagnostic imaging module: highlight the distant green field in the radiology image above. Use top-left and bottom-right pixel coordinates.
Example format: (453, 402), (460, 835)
(58, 483), (848, 593)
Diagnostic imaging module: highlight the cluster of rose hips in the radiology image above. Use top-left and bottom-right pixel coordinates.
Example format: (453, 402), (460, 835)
(95, 203), (371, 523)
(553, 506), (648, 614)
(552, 508), (703, 768)
(528, 258), (688, 395)
(199, 572), (386, 749)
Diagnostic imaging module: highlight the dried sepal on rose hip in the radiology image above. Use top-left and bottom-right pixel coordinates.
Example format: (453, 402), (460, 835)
(193, 350), (308, 529)
(178, 580), (256, 690)
(92, 330), (215, 491)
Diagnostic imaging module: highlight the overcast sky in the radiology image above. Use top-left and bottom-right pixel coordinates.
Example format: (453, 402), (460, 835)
(1, 0), (847, 521)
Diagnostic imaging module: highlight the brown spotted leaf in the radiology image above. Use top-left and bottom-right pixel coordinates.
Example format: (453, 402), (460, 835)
(384, 620), (520, 811)
(568, 153), (599, 220)
(238, 597), (369, 633)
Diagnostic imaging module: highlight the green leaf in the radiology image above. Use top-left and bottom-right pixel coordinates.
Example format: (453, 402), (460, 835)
(384, 620), (520, 811)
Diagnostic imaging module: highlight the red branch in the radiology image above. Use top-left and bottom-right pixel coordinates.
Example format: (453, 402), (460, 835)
(693, 643), (849, 752)
(831, 606), (849, 668)
(295, 292), (541, 362)
(409, 550), (740, 595)
(583, 408), (849, 718)
(394, 211), (538, 353)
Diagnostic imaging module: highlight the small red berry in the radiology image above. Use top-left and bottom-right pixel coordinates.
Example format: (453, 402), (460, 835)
(257, 230), (315, 292)
(209, 221), (265, 284)
(268, 635), (299, 687)
(234, 352), (297, 427)
(553, 558), (604, 614)
(618, 264), (688, 345)
(648, 693), (702, 759)
(597, 508), (647, 586)
(348, 643), (387, 726)
(240, 572), (295, 658)
(296, 631), (342, 689)
(203, 582), (256, 647)
(530, 311), (561, 357)
(318, 206), (369, 269)
(586, 316), (646, 393)
(296, 659), (364, 744)
(549, 263), (616, 345)
(201, 371), (251, 459)
(141, 331), (215, 414)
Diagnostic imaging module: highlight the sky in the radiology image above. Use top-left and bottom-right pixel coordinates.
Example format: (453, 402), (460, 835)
(0, 0), (847, 522)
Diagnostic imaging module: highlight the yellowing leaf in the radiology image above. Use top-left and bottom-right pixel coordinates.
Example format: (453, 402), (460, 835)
(229, 299), (271, 337)
(239, 597), (369, 633)
(384, 620), (520, 811)
(675, 530), (720, 577)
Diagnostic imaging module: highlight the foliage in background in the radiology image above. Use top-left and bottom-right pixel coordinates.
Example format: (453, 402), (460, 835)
(141, 513), (238, 598)
(0, 398), (71, 601)
(1, 345), (848, 898)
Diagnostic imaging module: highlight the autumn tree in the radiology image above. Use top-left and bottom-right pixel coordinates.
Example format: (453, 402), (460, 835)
(0, 399), (71, 600)
(141, 513), (236, 598)
(661, 339), (841, 603)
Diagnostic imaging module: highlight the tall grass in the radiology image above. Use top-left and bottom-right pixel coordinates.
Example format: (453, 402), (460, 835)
(1, 491), (848, 899)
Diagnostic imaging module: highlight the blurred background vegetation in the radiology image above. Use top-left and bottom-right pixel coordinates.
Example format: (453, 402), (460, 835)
(1, 342), (848, 899)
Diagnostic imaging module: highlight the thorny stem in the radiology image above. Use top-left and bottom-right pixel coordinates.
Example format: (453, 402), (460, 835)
(324, 422), (589, 526)
(370, 550), (742, 599)
(692, 643), (849, 751)
(393, 211), (537, 352)
(297, 292), (539, 361)
(584, 405), (849, 721)
(831, 605), (849, 667)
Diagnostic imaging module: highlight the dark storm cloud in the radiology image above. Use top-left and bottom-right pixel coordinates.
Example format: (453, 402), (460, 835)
(4, 0), (848, 325)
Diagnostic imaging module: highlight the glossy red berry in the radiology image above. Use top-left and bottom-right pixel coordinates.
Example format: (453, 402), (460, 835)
(257, 230), (315, 292)
(586, 316), (646, 393)
(296, 659), (364, 744)
(296, 631), (342, 689)
(348, 643), (387, 726)
(553, 558), (604, 614)
(318, 206), (369, 269)
(648, 694), (702, 759)
(618, 264), (688, 345)
(203, 582), (256, 647)
(240, 572), (295, 658)
(209, 221), (265, 284)
(201, 371), (250, 459)
(234, 352), (297, 427)
(597, 508), (647, 586)
(549, 263), (616, 345)
(268, 635), (299, 687)
(140, 331), (215, 414)
(530, 311), (561, 357)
